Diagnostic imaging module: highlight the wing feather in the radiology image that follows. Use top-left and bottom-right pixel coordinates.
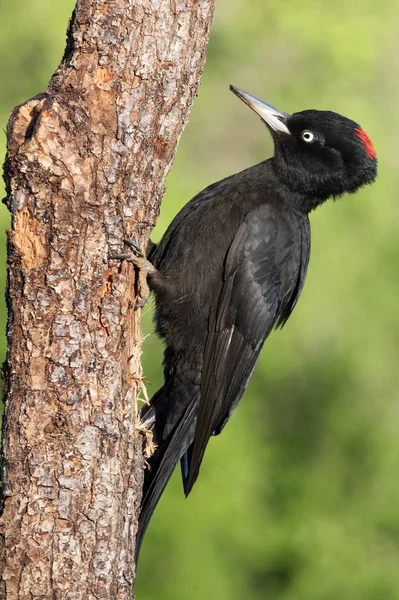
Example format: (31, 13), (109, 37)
(184, 205), (310, 494)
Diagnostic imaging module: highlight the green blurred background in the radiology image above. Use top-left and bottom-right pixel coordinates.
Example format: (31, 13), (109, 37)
(1, 0), (399, 598)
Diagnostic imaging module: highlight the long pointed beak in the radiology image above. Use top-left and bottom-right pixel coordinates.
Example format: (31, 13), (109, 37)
(230, 85), (290, 135)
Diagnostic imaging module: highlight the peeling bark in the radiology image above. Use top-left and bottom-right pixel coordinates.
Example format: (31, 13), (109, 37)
(0, 0), (215, 597)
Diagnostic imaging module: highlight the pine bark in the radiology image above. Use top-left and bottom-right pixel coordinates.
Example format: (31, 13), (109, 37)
(0, 0), (215, 597)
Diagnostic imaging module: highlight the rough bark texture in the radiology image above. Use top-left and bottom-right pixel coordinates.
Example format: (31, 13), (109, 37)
(0, 0), (215, 597)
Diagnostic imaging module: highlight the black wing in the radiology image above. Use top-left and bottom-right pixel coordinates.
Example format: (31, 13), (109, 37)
(183, 204), (310, 494)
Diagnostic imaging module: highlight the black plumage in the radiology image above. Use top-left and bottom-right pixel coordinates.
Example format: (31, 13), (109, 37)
(132, 86), (377, 558)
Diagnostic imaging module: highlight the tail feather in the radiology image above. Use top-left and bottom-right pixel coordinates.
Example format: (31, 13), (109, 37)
(180, 445), (194, 497)
(135, 393), (196, 562)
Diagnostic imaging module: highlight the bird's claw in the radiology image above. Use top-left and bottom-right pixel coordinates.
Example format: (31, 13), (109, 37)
(137, 423), (157, 460)
(134, 296), (148, 310)
(110, 238), (145, 262)
(109, 252), (134, 261)
(110, 239), (155, 310)
(123, 239), (145, 257)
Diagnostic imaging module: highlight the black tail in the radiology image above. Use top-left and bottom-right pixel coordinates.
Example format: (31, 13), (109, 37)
(135, 389), (196, 562)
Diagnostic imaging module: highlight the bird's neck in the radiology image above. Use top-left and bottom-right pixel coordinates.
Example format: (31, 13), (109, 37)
(268, 158), (329, 214)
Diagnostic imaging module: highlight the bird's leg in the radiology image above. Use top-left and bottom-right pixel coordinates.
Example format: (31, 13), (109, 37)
(110, 239), (157, 310)
(136, 421), (157, 460)
(136, 397), (158, 461)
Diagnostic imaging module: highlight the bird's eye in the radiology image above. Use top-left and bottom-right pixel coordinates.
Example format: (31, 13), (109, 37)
(301, 130), (315, 143)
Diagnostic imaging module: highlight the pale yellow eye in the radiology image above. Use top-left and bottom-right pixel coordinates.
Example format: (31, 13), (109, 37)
(301, 130), (315, 143)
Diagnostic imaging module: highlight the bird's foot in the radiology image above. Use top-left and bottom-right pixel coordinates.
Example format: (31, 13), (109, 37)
(137, 423), (157, 460)
(110, 239), (155, 310)
(123, 239), (145, 257)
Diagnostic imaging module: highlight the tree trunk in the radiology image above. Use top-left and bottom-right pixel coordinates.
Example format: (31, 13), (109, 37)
(0, 0), (215, 597)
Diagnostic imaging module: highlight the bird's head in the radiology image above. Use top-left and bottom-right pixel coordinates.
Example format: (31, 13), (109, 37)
(230, 85), (377, 210)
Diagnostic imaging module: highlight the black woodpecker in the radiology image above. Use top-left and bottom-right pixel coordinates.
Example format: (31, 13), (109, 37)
(115, 86), (377, 560)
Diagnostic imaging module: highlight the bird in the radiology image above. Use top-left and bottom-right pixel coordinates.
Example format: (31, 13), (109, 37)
(119, 85), (377, 560)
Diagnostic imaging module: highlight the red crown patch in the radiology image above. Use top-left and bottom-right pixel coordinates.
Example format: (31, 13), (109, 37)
(355, 128), (376, 160)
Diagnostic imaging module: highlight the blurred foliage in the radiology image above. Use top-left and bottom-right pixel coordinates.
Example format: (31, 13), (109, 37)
(1, 0), (399, 598)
